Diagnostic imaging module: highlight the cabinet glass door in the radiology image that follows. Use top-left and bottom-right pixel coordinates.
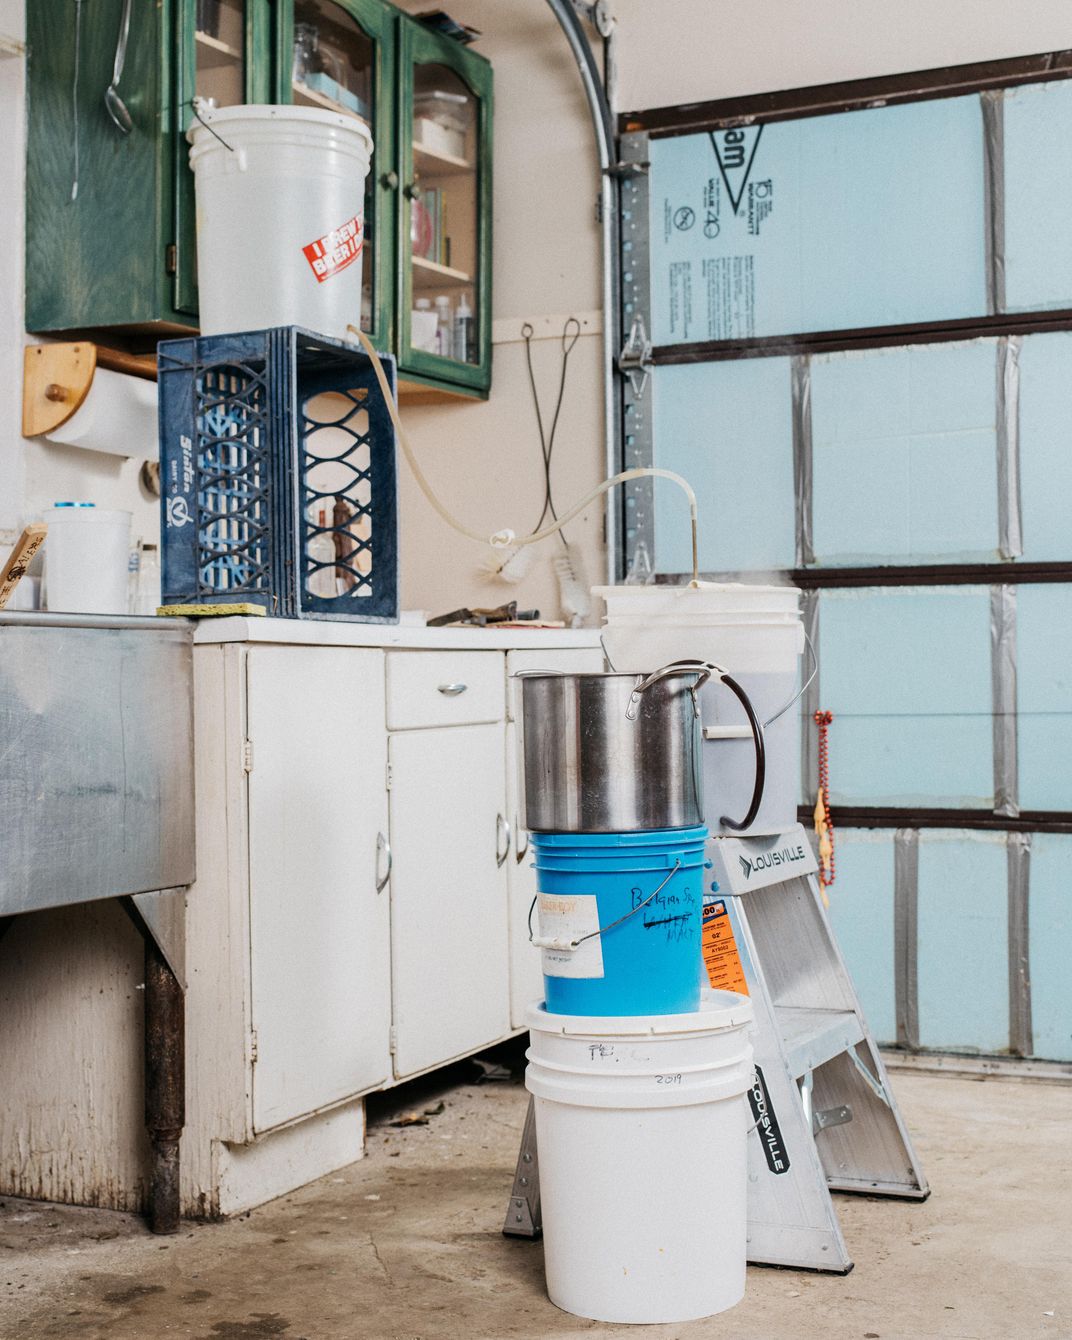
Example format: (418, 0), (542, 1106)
(175, 0), (272, 316)
(284, 0), (394, 346)
(399, 21), (492, 393)
(194, 0), (247, 106)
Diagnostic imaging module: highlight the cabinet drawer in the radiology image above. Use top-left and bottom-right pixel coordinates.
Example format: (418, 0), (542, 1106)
(387, 651), (505, 729)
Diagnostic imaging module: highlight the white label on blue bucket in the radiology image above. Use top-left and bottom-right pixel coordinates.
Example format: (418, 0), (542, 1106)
(537, 893), (604, 979)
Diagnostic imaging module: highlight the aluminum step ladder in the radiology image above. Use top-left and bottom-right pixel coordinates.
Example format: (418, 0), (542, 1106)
(503, 823), (929, 1272)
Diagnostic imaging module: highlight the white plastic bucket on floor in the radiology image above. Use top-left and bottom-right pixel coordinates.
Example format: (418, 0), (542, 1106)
(594, 583), (805, 836)
(43, 504), (131, 614)
(527, 994), (754, 1325)
(188, 105), (373, 339)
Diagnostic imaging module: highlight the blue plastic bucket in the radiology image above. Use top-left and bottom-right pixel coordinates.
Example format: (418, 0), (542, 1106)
(531, 827), (708, 1016)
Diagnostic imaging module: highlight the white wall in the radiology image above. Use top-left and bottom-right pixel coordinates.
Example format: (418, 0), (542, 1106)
(612, 0), (1072, 110)
(393, 0), (607, 621)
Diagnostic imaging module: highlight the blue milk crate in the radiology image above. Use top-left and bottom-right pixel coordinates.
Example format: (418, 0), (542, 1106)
(158, 326), (398, 622)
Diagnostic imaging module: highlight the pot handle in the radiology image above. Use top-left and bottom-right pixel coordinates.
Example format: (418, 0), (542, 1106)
(626, 661), (713, 721)
(662, 659), (767, 831)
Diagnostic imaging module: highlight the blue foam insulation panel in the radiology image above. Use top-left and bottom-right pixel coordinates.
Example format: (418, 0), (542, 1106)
(823, 830), (896, 1044)
(651, 360), (796, 573)
(916, 831), (1009, 1053)
(1018, 332), (1072, 562)
(811, 341), (999, 564)
(1004, 80), (1072, 313)
(819, 588), (993, 806)
(1016, 583), (1072, 812)
(649, 96), (987, 344)
(1027, 834), (1072, 1061)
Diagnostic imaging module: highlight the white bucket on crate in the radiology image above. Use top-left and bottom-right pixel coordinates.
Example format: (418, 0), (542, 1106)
(595, 583), (806, 836)
(526, 994), (754, 1325)
(188, 105), (373, 339)
(43, 505), (131, 615)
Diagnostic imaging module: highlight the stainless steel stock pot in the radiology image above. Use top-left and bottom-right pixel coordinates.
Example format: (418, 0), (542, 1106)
(519, 662), (765, 834)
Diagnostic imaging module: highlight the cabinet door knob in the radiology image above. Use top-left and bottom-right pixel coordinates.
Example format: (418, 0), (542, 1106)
(375, 831), (392, 893)
(437, 682), (467, 696)
(402, 181), (419, 200)
(496, 813), (511, 868)
(380, 170), (399, 190)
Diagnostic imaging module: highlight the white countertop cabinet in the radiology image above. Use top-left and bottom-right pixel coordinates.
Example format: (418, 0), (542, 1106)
(183, 621), (602, 1217)
(246, 645), (392, 1131)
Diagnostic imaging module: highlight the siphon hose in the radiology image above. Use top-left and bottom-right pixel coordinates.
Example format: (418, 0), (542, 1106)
(347, 324), (701, 585)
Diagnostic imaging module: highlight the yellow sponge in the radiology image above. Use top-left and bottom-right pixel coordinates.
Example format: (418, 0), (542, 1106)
(156, 603), (267, 618)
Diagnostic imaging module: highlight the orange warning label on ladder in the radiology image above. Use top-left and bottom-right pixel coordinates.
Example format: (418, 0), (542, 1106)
(701, 899), (749, 996)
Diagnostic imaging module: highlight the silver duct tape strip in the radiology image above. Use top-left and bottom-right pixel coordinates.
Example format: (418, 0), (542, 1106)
(997, 335), (1024, 560)
(791, 355), (814, 568)
(1007, 831), (1033, 1057)
(894, 828), (920, 1051)
(801, 589), (821, 803)
(619, 132), (655, 581)
(982, 90), (1006, 316)
(991, 584), (1019, 817)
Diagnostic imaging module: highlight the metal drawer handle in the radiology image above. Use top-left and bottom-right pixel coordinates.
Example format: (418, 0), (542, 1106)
(438, 682), (468, 696)
(375, 831), (392, 893)
(496, 813), (511, 868)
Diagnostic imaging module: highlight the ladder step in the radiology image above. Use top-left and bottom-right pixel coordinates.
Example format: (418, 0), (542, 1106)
(777, 1006), (866, 1079)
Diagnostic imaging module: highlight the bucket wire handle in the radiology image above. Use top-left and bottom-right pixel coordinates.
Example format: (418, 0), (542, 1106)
(528, 858), (683, 951)
(760, 627), (818, 730)
(663, 659), (767, 831)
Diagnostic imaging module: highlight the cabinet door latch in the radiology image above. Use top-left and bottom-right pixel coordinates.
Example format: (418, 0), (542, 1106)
(243, 739), (254, 773)
(249, 1029), (259, 1063)
(165, 243), (177, 277)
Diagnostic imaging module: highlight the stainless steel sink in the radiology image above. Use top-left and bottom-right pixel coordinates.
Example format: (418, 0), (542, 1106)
(0, 612), (195, 916)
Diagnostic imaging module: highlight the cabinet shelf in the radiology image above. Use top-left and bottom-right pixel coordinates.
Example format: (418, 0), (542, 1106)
(412, 256), (472, 288)
(413, 142), (472, 177)
(292, 80), (368, 123)
(195, 30), (242, 68)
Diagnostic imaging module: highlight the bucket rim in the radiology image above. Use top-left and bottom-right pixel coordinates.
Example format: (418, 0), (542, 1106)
(594, 581), (800, 598)
(531, 826), (709, 848)
(187, 103), (374, 146)
(528, 992), (753, 1036)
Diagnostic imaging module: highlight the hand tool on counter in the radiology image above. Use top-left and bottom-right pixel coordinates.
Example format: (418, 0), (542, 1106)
(428, 601), (541, 627)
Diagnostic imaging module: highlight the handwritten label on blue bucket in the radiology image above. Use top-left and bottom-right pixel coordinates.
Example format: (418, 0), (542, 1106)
(638, 881), (698, 942)
(537, 893), (604, 979)
(749, 1065), (790, 1175)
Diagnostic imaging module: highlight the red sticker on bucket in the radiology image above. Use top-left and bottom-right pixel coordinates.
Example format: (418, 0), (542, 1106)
(302, 214), (364, 283)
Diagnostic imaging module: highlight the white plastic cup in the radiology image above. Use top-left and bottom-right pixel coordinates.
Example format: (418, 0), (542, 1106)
(188, 105), (373, 340)
(44, 506), (132, 614)
(526, 994), (754, 1325)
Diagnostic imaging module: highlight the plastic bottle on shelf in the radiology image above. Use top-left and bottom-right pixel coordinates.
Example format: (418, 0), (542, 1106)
(137, 543), (160, 615)
(308, 508), (336, 598)
(434, 295), (453, 356)
(452, 294), (473, 363)
(413, 296), (437, 352)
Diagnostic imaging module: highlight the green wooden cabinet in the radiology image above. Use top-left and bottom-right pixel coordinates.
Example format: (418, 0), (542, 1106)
(25, 0), (493, 398)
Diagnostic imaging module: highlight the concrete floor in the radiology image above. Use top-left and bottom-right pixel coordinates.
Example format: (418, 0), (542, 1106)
(1, 1046), (1070, 1340)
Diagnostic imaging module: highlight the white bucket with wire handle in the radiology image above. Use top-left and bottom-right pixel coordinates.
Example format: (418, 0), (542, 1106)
(188, 104), (373, 339)
(527, 994), (754, 1324)
(595, 583), (808, 836)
